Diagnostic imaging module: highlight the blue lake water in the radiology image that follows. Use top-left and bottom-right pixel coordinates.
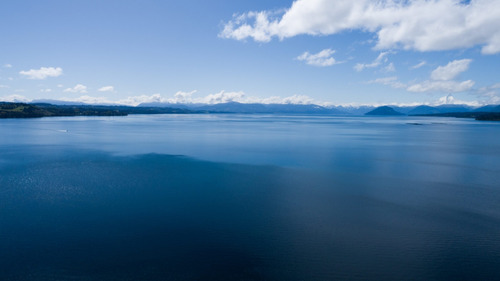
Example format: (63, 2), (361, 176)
(1, 114), (499, 280)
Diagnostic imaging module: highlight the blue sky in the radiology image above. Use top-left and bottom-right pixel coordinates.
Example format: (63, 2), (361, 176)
(1, 0), (499, 106)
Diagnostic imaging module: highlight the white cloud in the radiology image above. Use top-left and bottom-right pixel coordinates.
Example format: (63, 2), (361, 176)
(98, 85), (115, 92)
(40, 88), (52, 93)
(219, 11), (282, 42)
(407, 59), (474, 93)
(354, 52), (389, 71)
(188, 91), (318, 105)
(407, 80), (475, 93)
(170, 90), (197, 103)
(338, 94), (482, 107)
(430, 59), (472, 81)
(8, 77), (14, 81)
(411, 61), (427, 69)
(434, 94), (481, 106)
(59, 95), (113, 105)
(57, 84), (63, 88)
(274, 94), (316, 105)
(4, 64), (12, 68)
(0, 84), (9, 89)
(113, 91), (197, 106)
(57, 91), (329, 107)
(116, 91), (198, 106)
(199, 91), (246, 104)
(1, 92), (487, 107)
(19, 67), (63, 79)
(193, 91), (323, 105)
(64, 84), (88, 93)
(368, 59), (475, 93)
(297, 49), (338, 66)
(117, 93), (166, 106)
(116, 90), (321, 106)
(221, 0), (500, 54)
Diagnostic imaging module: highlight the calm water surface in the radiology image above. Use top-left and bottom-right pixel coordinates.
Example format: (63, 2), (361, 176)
(1, 114), (499, 280)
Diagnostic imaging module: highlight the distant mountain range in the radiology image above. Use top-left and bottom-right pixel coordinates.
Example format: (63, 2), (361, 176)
(139, 101), (500, 115)
(21, 99), (500, 115)
(1, 100), (499, 121)
(369, 104), (487, 115)
(139, 101), (348, 114)
(363, 104), (500, 120)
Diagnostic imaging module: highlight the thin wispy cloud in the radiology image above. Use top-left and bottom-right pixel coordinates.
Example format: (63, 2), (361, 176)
(354, 52), (390, 71)
(367, 76), (406, 89)
(411, 61), (427, 70)
(297, 49), (338, 67)
(384, 62), (396, 72)
(473, 82), (500, 103)
(407, 80), (475, 93)
(98, 86), (115, 92)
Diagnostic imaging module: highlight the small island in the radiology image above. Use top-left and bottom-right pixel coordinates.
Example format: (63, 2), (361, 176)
(365, 106), (404, 116)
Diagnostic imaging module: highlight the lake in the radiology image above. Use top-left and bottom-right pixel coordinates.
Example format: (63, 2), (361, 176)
(1, 114), (499, 280)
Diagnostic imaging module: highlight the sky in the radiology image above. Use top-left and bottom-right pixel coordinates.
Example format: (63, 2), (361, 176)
(1, 0), (500, 107)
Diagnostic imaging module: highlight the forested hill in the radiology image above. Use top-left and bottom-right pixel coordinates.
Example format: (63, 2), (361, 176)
(0, 102), (195, 118)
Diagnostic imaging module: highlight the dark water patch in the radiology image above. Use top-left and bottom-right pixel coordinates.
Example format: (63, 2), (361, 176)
(1, 151), (500, 280)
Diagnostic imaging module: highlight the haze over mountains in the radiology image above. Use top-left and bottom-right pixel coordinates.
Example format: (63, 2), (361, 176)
(128, 101), (500, 116)
(2, 99), (500, 121)
(363, 104), (500, 120)
(21, 99), (500, 115)
(365, 104), (500, 116)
